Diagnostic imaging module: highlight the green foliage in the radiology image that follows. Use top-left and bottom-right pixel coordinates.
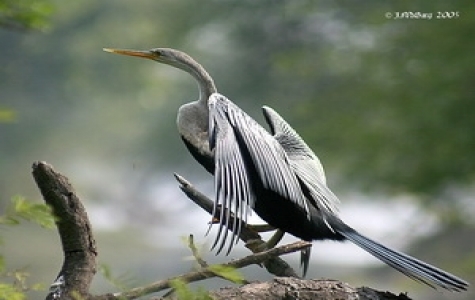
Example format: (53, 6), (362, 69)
(169, 279), (212, 300)
(175, 235), (244, 298)
(0, 196), (51, 300)
(0, 283), (25, 300)
(208, 265), (245, 284)
(0, 0), (53, 31)
(0, 196), (55, 228)
(0, 269), (45, 300)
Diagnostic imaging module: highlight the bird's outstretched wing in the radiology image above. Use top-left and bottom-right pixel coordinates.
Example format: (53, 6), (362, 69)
(208, 93), (309, 254)
(262, 106), (341, 276)
(262, 106), (340, 215)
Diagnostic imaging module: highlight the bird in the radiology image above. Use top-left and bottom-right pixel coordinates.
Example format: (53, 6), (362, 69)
(103, 47), (469, 292)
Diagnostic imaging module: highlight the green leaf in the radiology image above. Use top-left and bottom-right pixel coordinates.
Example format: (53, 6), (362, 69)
(208, 265), (245, 284)
(169, 279), (212, 300)
(0, 216), (20, 226)
(10, 196), (56, 229)
(0, 283), (26, 300)
(169, 279), (194, 300)
(0, 0), (54, 31)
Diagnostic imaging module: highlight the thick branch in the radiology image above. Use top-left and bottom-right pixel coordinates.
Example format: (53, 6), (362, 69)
(210, 277), (412, 300)
(32, 161), (97, 299)
(174, 173), (300, 277)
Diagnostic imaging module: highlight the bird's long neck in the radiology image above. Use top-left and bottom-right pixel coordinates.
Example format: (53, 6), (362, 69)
(176, 57), (217, 106)
(174, 53), (216, 170)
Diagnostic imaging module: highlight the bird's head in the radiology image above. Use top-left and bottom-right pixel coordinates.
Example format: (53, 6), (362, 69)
(104, 46), (217, 100)
(103, 47), (196, 71)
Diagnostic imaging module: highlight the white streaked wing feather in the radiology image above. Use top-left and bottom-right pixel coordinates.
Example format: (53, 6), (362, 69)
(226, 100), (308, 211)
(208, 97), (255, 253)
(291, 160), (340, 214)
(262, 106), (340, 214)
(208, 93), (311, 253)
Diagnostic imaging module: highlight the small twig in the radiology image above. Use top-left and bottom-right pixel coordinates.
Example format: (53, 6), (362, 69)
(188, 234), (208, 268)
(98, 240), (311, 300)
(187, 234), (252, 285)
(32, 161), (97, 300)
(174, 173), (300, 278)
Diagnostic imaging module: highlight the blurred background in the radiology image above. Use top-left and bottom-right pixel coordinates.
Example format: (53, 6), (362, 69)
(1, 0), (474, 299)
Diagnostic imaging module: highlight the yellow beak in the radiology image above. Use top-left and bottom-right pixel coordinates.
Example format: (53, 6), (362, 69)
(103, 48), (158, 60)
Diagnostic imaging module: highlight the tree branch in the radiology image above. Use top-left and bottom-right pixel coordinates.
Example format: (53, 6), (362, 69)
(95, 241), (311, 300)
(209, 277), (412, 300)
(174, 173), (300, 278)
(32, 161), (97, 299)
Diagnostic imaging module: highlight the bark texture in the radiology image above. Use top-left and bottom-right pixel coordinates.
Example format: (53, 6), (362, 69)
(210, 277), (412, 300)
(32, 161), (97, 299)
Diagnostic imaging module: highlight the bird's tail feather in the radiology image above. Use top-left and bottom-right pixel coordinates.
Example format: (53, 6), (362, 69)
(340, 229), (468, 292)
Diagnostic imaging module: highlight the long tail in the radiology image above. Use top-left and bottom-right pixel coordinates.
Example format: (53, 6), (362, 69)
(339, 229), (468, 292)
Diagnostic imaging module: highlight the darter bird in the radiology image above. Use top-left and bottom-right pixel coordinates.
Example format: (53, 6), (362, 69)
(104, 47), (468, 292)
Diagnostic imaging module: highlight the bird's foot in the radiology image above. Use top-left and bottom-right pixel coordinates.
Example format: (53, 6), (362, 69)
(244, 229), (285, 253)
(266, 229), (285, 249)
